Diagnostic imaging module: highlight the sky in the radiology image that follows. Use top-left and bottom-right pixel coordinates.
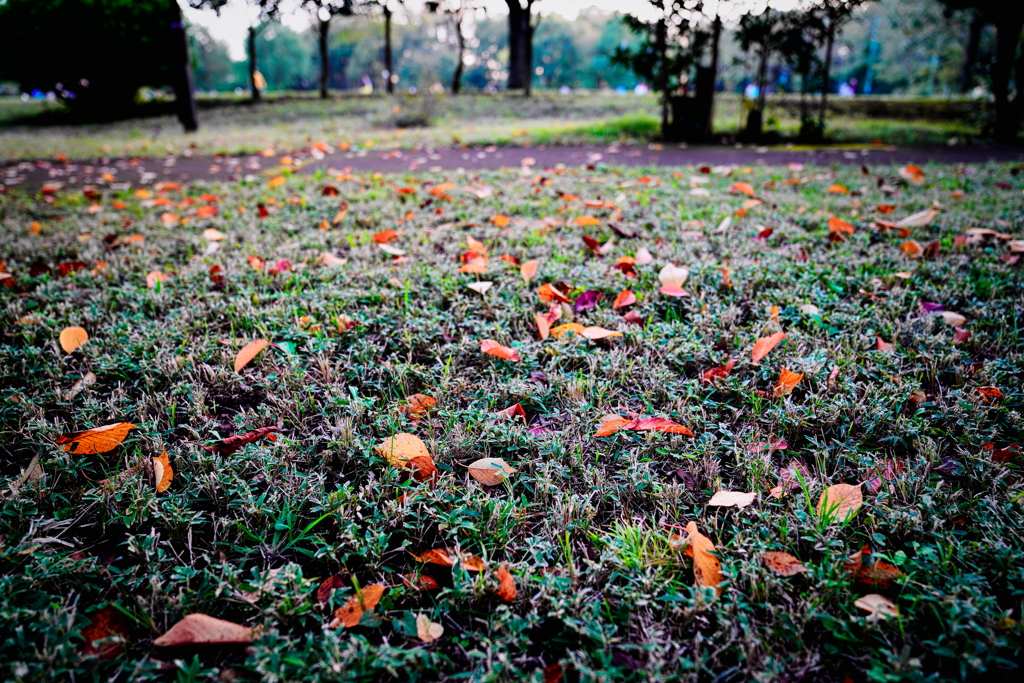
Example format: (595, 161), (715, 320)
(182, 0), (806, 62)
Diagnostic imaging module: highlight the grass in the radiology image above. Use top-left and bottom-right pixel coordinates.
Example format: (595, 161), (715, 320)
(0, 92), (1000, 164)
(1, 156), (1023, 682)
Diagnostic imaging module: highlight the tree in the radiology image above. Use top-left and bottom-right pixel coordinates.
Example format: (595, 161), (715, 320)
(353, 1), (404, 94)
(505, 0), (540, 94)
(936, 0), (1024, 141)
(811, 0), (874, 140)
(777, 10), (823, 139)
(303, 1), (355, 98)
(427, 1), (482, 94)
(0, 0), (199, 131)
(190, 25), (235, 92)
(612, 1), (714, 139)
(735, 6), (787, 140)
(190, 0), (281, 103)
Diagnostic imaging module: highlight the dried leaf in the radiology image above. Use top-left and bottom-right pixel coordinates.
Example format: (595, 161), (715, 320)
(234, 339), (269, 372)
(940, 311), (966, 326)
(708, 491), (756, 508)
(316, 574), (347, 605)
(613, 289), (636, 308)
(900, 240), (924, 258)
(56, 422), (136, 455)
(751, 332), (787, 363)
(828, 217), (854, 236)
(658, 264), (689, 296)
(65, 371), (97, 400)
(702, 360), (736, 384)
(495, 564), (516, 602)
(146, 270), (171, 288)
(80, 605), (129, 660)
(550, 322), (585, 339)
(201, 426), (279, 456)
(468, 457), (517, 486)
(538, 282), (573, 304)
(854, 594), (899, 621)
(481, 339), (519, 361)
(375, 433), (431, 467)
(60, 326), (89, 354)
(731, 181), (756, 197)
(762, 551), (807, 577)
(153, 450), (173, 493)
(817, 483), (863, 523)
(520, 260), (539, 282)
(400, 394), (437, 419)
(491, 214), (510, 227)
(153, 613), (253, 646)
(774, 368), (804, 397)
(897, 208), (940, 228)
(580, 326), (623, 340)
(416, 613), (444, 643)
(685, 521), (723, 595)
(328, 584), (385, 629)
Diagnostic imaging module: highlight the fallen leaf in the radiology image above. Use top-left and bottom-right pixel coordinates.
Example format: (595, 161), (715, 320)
(196, 205), (217, 218)
(762, 551), (807, 577)
(658, 264), (689, 296)
(751, 332), (786, 363)
(817, 483), (863, 523)
(684, 521), (723, 595)
(581, 326), (623, 340)
(534, 305), (562, 339)
(731, 181), (755, 197)
(378, 243), (406, 256)
(520, 260), (539, 282)
(468, 457), (517, 486)
(481, 339), (519, 361)
(328, 584), (386, 629)
(977, 386), (1003, 403)
(495, 564), (516, 602)
(410, 548), (485, 571)
(203, 228), (226, 241)
(375, 433), (431, 467)
(843, 546), (903, 586)
(56, 422), (136, 455)
(900, 240), (924, 258)
(416, 613), (444, 643)
(80, 605), (129, 660)
(491, 214), (510, 227)
(373, 229), (400, 244)
(940, 311), (966, 326)
(146, 270), (171, 289)
(466, 281), (493, 295)
(854, 594), (899, 621)
(828, 217), (854, 236)
(575, 215), (601, 227)
(400, 394), (437, 419)
(401, 574), (441, 591)
(267, 176), (286, 189)
(60, 326), (89, 353)
(708, 491), (757, 508)
(65, 371), (97, 400)
(538, 282), (573, 304)
(613, 289), (636, 308)
(153, 450), (173, 493)
(234, 339), (270, 372)
(153, 614), (253, 646)
(897, 208), (939, 228)
(828, 184), (849, 194)
(774, 368), (804, 397)
(201, 426), (279, 456)
(702, 360), (737, 384)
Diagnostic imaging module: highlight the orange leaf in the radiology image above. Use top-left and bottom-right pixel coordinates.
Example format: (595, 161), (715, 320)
(80, 605), (129, 660)
(400, 394), (437, 419)
(581, 326), (623, 340)
(481, 339), (519, 361)
(491, 214), (510, 227)
(56, 422), (136, 455)
(612, 289), (636, 308)
(977, 386), (1003, 403)
(328, 584), (386, 629)
(686, 521), (723, 594)
(828, 217), (854, 235)
(550, 322), (585, 339)
(702, 359), (737, 384)
(267, 176), (287, 189)
(196, 205), (217, 218)
(146, 270), (171, 289)
(410, 548), (456, 566)
(520, 260), (539, 282)
(594, 417), (632, 437)
(154, 614), (252, 646)
(495, 564), (517, 602)
(731, 182), (756, 197)
(201, 426), (279, 456)
(407, 455), (438, 483)
(574, 215), (601, 227)
(537, 282), (573, 304)
(774, 368), (804, 397)
(153, 450), (173, 493)
(235, 339), (270, 372)
(817, 483), (863, 522)
(827, 184), (849, 194)
(59, 326), (89, 353)
(762, 551), (807, 577)
(751, 332), (787, 363)
(373, 229), (399, 244)
(900, 240), (924, 258)
(633, 417), (694, 435)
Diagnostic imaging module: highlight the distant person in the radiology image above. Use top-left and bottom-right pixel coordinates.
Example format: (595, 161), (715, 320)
(359, 75), (373, 95)
(839, 81), (855, 97)
(253, 71), (267, 93)
(635, 83), (649, 95)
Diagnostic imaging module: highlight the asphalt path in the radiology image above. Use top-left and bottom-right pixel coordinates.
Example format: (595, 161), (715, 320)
(4, 142), (1023, 193)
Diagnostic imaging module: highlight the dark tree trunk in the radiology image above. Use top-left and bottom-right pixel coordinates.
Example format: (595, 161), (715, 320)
(248, 26), (260, 102)
(745, 42), (769, 140)
(168, 3), (198, 132)
(384, 6), (394, 94)
(452, 12), (465, 94)
(705, 14), (722, 138)
(524, 11), (536, 96)
(657, 17), (668, 139)
(817, 21), (834, 132)
(319, 16), (330, 99)
(506, 1), (524, 89)
(959, 9), (984, 94)
(992, 16), (1024, 141)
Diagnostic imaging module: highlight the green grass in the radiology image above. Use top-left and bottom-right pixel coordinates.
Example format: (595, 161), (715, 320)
(0, 92), (1001, 163)
(1, 158), (1023, 682)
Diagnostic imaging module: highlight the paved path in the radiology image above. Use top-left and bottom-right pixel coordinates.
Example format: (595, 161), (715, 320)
(4, 143), (1024, 193)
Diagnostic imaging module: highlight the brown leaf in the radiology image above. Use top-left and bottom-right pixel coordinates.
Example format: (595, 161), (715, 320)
(60, 326), (89, 354)
(762, 551), (807, 577)
(828, 217), (854, 236)
(65, 371), (97, 400)
(520, 259), (539, 282)
(774, 368), (804, 397)
(410, 548), (486, 571)
(146, 270), (171, 289)
(328, 584), (386, 629)
(853, 594), (899, 620)
(407, 455), (438, 483)
(416, 613), (444, 642)
(707, 491), (756, 508)
(543, 663), (565, 683)
(702, 360), (737, 384)
(843, 546), (903, 586)
(817, 483), (863, 523)
(56, 422), (136, 455)
(400, 393), (437, 419)
(316, 574), (347, 605)
(580, 326), (623, 340)
(374, 433), (431, 467)
(752, 332), (787, 363)
(977, 386), (1003, 403)
(538, 282), (573, 304)
(201, 426), (279, 456)
(495, 564), (517, 602)
(401, 574), (441, 591)
(153, 450), (173, 493)
(80, 605), (129, 660)
(685, 521), (723, 595)
(900, 240), (924, 258)
(153, 613), (253, 647)
(731, 181), (755, 197)
(896, 208), (940, 228)
(234, 339), (269, 372)
(468, 457), (517, 486)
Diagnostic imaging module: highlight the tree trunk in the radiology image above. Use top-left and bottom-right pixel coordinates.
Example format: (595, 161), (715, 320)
(384, 7), (394, 94)
(319, 16), (330, 99)
(657, 17), (668, 139)
(817, 22), (834, 132)
(248, 26), (260, 102)
(168, 4), (198, 132)
(959, 9), (984, 95)
(705, 14), (722, 138)
(524, 8), (535, 97)
(746, 41), (769, 140)
(506, 2), (524, 89)
(992, 16), (1024, 141)
(452, 12), (465, 94)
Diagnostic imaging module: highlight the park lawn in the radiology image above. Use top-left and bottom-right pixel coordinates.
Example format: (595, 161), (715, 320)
(0, 92), (987, 164)
(0, 157), (1022, 682)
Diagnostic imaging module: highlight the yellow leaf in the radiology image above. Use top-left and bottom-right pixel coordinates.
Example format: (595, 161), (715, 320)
(59, 326), (89, 354)
(817, 483), (863, 523)
(234, 339), (269, 372)
(375, 433), (431, 467)
(153, 450), (173, 493)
